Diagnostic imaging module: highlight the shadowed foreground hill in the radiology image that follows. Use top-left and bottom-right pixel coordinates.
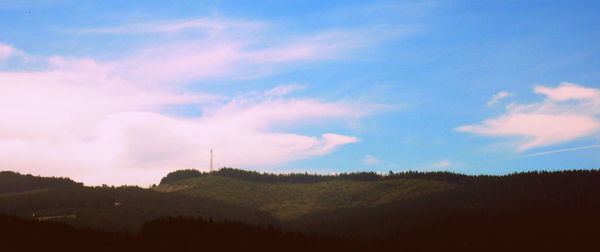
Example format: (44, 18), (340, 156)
(0, 215), (359, 252)
(287, 170), (600, 251)
(0, 172), (276, 233)
(0, 171), (82, 194)
(1, 169), (600, 251)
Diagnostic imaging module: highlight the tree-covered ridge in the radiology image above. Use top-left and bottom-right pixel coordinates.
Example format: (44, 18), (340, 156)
(288, 169), (600, 246)
(0, 171), (82, 194)
(154, 175), (455, 220)
(0, 179), (276, 233)
(159, 169), (205, 185)
(159, 167), (474, 185)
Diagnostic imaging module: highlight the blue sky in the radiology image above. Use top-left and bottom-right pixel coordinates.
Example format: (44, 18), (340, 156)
(1, 0), (599, 185)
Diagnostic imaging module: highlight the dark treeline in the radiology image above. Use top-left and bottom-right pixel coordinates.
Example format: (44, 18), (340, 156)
(0, 214), (133, 252)
(139, 217), (364, 252)
(0, 171), (82, 194)
(160, 167), (475, 184)
(288, 169), (600, 251)
(0, 215), (364, 252)
(0, 184), (277, 233)
(159, 169), (204, 185)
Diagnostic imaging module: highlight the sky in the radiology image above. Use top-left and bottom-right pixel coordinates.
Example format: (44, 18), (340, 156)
(1, 0), (600, 186)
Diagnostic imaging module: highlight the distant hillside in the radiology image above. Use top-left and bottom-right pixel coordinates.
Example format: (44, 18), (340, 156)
(0, 172), (276, 233)
(154, 173), (456, 219)
(287, 170), (600, 250)
(160, 167), (474, 185)
(0, 171), (82, 194)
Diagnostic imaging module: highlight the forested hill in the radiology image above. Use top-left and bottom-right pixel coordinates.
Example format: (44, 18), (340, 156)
(286, 169), (600, 250)
(0, 171), (82, 194)
(154, 168), (460, 220)
(159, 167), (474, 185)
(154, 168), (600, 223)
(0, 171), (277, 233)
(2, 168), (600, 251)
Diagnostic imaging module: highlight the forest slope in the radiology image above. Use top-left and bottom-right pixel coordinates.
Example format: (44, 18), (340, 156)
(0, 172), (276, 233)
(153, 173), (456, 219)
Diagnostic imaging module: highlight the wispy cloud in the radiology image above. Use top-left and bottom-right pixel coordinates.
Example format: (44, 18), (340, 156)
(511, 144), (600, 159)
(431, 159), (452, 168)
(488, 144), (600, 162)
(364, 155), (380, 165)
(76, 25), (362, 85)
(457, 83), (600, 151)
(0, 43), (25, 60)
(70, 18), (266, 35)
(265, 84), (305, 96)
(486, 91), (513, 106)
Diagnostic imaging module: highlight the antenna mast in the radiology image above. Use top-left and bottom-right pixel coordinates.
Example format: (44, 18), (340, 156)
(210, 149), (213, 171)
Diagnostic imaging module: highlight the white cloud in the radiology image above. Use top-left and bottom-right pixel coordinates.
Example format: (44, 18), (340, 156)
(364, 155), (380, 165)
(0, 70), (368, 185)
(0, 43), (23, 60)
(0, 19), (381, 186)
(457, 83), (600, 151)
(431, 159), (451, 168)
(534, 83), (599, 101)
(91, 31), (355, 86)
(265, 84), (305, 96)
(486, 91), (513, 106)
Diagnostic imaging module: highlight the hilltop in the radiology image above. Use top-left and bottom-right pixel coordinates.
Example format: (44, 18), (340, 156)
(153, 168), (458, 219)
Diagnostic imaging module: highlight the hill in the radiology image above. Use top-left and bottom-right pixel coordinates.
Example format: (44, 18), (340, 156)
(153, 171), (456, 219)
(0, 172), (276, 233)
(288, 170), (600, 250)
(1, 168), (600, 251)
(0, 171), (82, 194)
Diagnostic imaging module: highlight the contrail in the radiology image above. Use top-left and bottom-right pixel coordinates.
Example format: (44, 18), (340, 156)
(486, 144), (600, 162)
(514, 144), (600, 159)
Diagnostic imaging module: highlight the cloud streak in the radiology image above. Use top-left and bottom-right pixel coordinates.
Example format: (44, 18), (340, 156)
(485, 144), (600, 163)
(364, 155), (380, 165)
(71, 18), (266, 35)
(0, 43), (25, 60)
(457, 83), (600, 151)
(486, 91), (513, 106)
(509, 144), (600, 159)
(431, 159), (452, 169)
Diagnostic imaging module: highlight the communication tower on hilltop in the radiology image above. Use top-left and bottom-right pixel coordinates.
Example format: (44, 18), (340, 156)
(210, 149), (213, 171)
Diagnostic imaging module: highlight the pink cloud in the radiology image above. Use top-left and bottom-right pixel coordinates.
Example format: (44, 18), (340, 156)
(431, 159), (451, 168)
(98, 34), (350, 86)
(0, 43), (24, 60)
(486, 91), (513, 106)
(535, 83), (599, 101)
(265, 84), (304, 96)
(0, 27), (374, 186)
(457, 83), (600, 151)
(66, 19), (361, 86)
